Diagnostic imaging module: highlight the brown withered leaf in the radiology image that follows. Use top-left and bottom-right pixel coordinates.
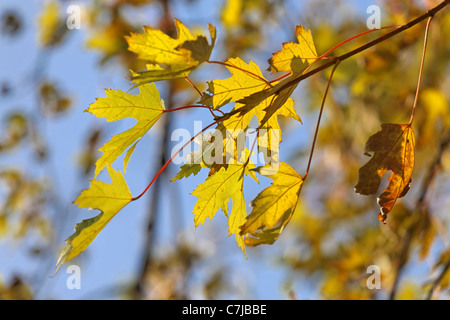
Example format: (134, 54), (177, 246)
(354, 123), (415, 223)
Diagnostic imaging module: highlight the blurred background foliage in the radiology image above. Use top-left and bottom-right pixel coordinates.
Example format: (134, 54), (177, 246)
(0, 0), (449, 300)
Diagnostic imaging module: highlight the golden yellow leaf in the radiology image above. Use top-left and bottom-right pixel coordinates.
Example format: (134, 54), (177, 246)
(126, 19), (216, 84)
(268, 25), (318, 74)
(191, 155), (258, 253)
(240, 162), (303, 246)
(201, 58), (300, 162)
(200, 57), (270, 109)
(87, 83), (165, 178)
(55, 165), (132, 273)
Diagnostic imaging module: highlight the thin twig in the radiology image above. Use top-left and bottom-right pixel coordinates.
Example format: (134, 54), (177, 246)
(304, 60), (340, 180)
(184, 76), (202, 97)
(409, 16), (433, 125)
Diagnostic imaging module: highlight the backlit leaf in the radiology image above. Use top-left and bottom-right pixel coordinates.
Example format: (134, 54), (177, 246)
(201, 57), (301, 162)
(354, 123), (415, 223)
(268, 25), (317, 74)
(240, 162), (303, 246)
(200, 57), (270, 109)
(170, 132), (215, 182)
(55, 165), (132, 273)
(37, 0), (64, 47)
(126, 19), (216, 84)
(87, 83), (165, 178)
(191, 156), (258, 253)
(236, 24), (318, 127)
(235, 70), (301, 130)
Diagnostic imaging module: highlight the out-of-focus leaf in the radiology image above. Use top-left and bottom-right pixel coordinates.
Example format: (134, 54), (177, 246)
(0, 113), (28, 152)
(37, 0), (66, 47)
(1, 10), (22, 36)
(39, 82), (72, 116)
(0, 276), (33, 300)
(221, 0), (243, 28)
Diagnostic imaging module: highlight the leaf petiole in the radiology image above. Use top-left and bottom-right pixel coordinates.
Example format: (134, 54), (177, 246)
(131, 120), (220, 201)
(304, 60), (340, 180)
(409, 16), (433, 125)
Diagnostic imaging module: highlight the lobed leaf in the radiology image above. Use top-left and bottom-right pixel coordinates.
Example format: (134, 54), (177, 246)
(201, 57), (301, 162)
(240, 162), (303, 246)
(55, 165), (132, 273)
(236, 25), (318, 129)
(354, 123), (415, 223)
(87, 83), (165, 178)
(126, 19), (216, 84)
(191, 156), (258, 253)
(268, 25), (318, 74)
(170, 132), (215, 182)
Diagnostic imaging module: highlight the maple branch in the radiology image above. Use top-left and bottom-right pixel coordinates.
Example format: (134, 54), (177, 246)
(214, 1), (448, 127)
(304, 60), (340, 180)
(265, 23), (396, 86)
(408, 16), (433, 125)
(269, 72), (291, 83)
(273, 0), (448, 96)
(267, 24), (401, 87)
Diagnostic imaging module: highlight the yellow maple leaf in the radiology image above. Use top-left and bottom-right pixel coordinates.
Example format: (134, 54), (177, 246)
(234, 68), (302, 131)
(37, 0), (64, 47)
(240, 162), (303, 246)
(201, 58), (301, 162)
(354, 123), (415, 223)
(55, 165), (132, 273)
(200, 57), (271, 109)
(87, 83), (165, 178)
(236, 25), (318, 128)
(191, 157), (258, 253)
(268, 25), (318, 74)
(126, 19), (216, 84)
